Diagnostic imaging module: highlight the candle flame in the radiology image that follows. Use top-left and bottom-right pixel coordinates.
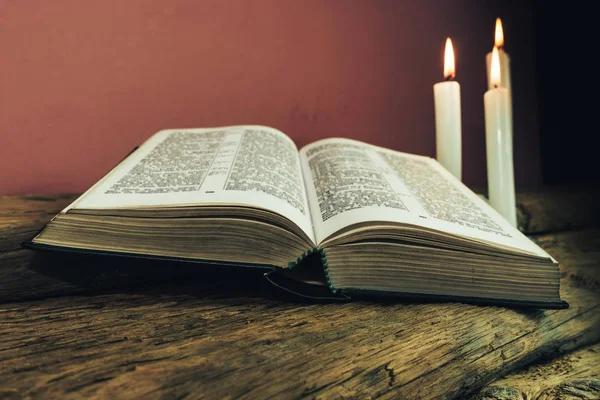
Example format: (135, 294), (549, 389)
(495, 18), (504, 48)
(443, 38), (455, 80)
(490, 46), (501, 87)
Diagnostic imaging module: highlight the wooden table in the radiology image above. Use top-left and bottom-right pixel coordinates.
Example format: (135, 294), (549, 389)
(1, 188), (599, 399)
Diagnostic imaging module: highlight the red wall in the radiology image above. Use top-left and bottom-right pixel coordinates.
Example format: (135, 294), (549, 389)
(0, 0), (540, 194)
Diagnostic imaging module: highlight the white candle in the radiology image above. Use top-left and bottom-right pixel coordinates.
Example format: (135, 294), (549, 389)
(484, 46), (517, 226)
(486, 18), (512, 91)
(433, 38), (462, 180)
(486, 18), (513, 144)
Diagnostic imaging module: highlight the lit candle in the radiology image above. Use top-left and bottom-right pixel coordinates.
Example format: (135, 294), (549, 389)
(486, 18), (513, 143)
(484, 47), (516, 226)
(486, 18), (511, 91)
(433, 38), (462, 180)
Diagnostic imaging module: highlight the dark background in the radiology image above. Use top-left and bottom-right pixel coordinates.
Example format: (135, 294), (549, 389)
(532, 2), (596, 185)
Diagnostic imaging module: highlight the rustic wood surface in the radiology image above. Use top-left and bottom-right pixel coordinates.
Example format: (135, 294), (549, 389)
(514, 186), (600, 235)
(0, 189), (599, 399)
(472, 185), (600, 235)
(472, 342), (600, 400)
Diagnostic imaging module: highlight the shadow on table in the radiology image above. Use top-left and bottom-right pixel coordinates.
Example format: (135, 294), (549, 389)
(21, 249), (552, 318)
(24, 249), (339, 303)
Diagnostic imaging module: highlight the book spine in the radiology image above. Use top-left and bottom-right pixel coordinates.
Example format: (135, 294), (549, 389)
(287, 247), (340, 296)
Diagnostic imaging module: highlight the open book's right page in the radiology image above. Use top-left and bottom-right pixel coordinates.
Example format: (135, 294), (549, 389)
(299, 138), (549, 258)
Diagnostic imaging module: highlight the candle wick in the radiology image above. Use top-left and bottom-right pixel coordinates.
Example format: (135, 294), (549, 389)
(445, 75), (454, 82)
(493, 84), (499, 89)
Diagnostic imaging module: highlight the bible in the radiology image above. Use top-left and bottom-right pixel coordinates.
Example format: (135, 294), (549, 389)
(27, 125), (567, 308)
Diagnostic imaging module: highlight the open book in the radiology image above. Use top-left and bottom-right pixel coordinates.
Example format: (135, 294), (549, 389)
(28, 125), (566, 308)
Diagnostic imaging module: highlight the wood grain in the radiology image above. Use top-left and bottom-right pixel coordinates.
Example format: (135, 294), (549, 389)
(472, 342), (600, 400)
(0, 191), (599, 399)
(0, 194), (74, 252)
(473, 186), (600, 234)
(1, 237), (599, 397)
(0, 247), (598, 399)
(514, 186), (600, 235)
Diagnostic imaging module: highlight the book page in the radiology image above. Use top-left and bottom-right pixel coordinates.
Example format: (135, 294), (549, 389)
(299, 138), (548, 258)
(68, 126), (315, 243)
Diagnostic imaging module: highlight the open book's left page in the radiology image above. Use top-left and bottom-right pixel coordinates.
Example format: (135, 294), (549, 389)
(66, 125), (315, 243)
